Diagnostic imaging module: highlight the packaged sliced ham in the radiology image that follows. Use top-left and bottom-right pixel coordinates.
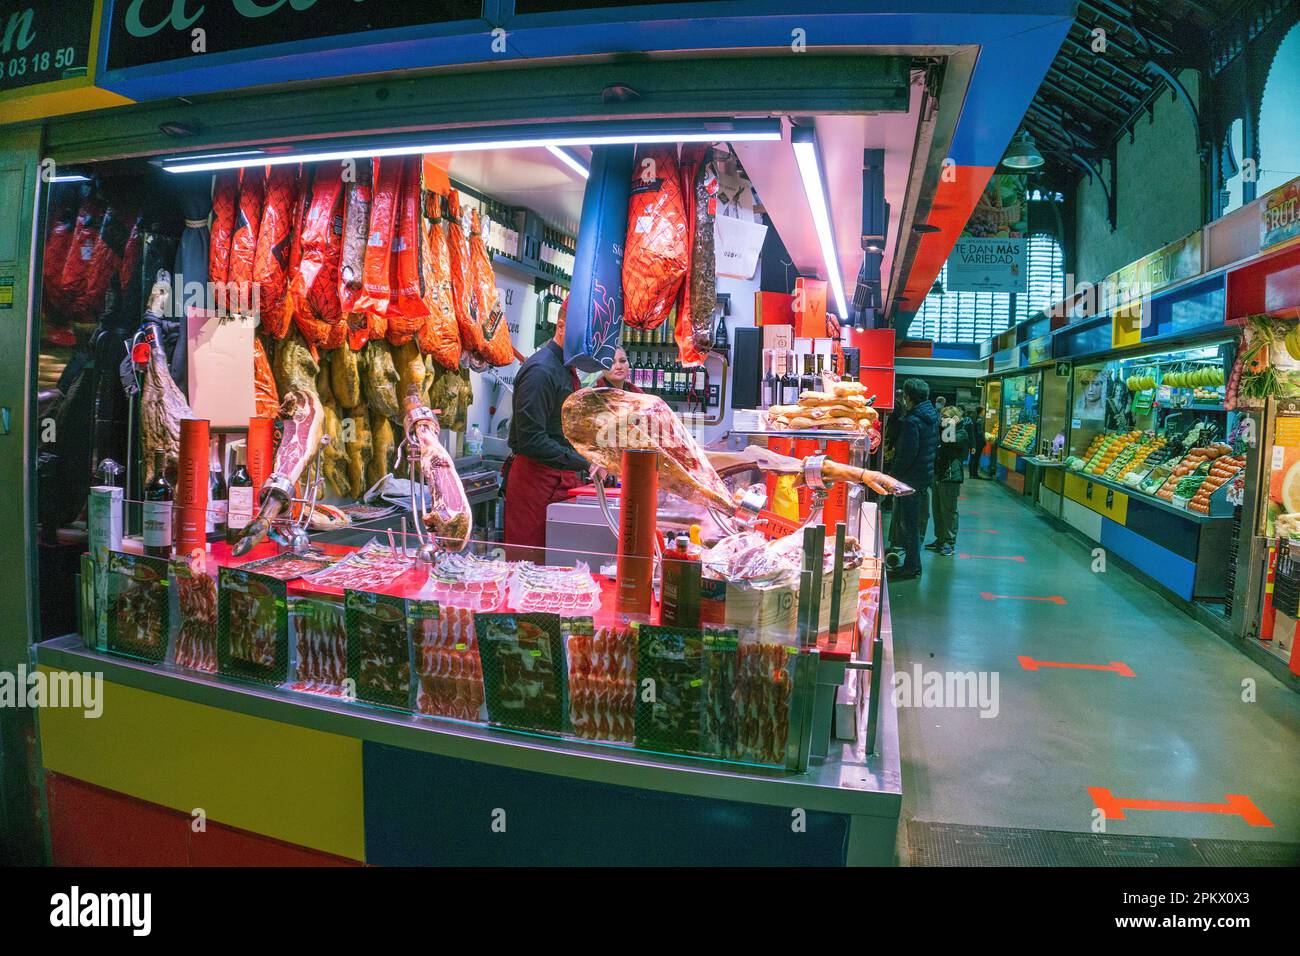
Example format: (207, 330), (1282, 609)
(227, 167), (266, 316)
(339, 160), (372, 314)
(209, 170), (240, 286)
(41, 199), (77, 314)
(417, 187), (461, 370)
(467, 208), (514, 366)
(57, 195), (107, 322)
(354, 156), (401, 318)
(251, 165), (298, 339)
(622, 145), (688, 330)
(385, 156), (429, 345)
(444, 190), (482, 355)
(289, 163), (346, 351)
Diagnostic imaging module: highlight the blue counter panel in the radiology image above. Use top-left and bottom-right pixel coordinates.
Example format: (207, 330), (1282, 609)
(1122, 497), (1201, 563)
(362, 742), (850, 866)
(1100, 518), (1196, 600)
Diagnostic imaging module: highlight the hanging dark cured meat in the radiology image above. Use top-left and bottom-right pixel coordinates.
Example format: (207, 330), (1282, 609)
(209, 170), (240, 286)
(622, 145), (688, 331)
(76, 203), (139, 329)
(252, 165), (298, 339)
(674, 145), (717, 365)
(338, 160), (372, 316)
(416, 188), (461, 370)
(227, 166), (265, 316)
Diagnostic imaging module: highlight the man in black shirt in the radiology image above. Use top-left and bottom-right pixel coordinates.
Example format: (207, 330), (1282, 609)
(503, 302), (589, 560)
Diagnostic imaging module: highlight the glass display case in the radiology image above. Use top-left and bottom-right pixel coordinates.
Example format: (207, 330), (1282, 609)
(998, 371), (1041, 454)
(1064, 339), (1242, 513)
(982, 380), (1002, 451)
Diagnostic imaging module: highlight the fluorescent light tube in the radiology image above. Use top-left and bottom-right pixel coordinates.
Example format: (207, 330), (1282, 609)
(160, 120), (782, 173)
(791, 128), (849, 320)
(51, 174), (91, 183)
(547, 145), (590, 179)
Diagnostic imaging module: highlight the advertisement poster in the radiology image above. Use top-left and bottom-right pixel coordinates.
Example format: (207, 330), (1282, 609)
(946, 174), (1028, 293)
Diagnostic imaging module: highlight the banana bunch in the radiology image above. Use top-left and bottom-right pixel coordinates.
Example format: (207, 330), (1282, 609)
(1164, 367), (1225, 388)
(1284, 326), (1300, 362)
(1126, 372), (1157, 391)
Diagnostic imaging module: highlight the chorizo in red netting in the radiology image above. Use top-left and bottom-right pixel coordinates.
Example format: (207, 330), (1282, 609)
(386, 156), (429, 345)
(252, 165), (298, 338)
(467, 208), (514, 366)
(416, 186), (461, 370)
(445, 190), (484, 355)
(209, 170), (240, 285)
(57, 195), (106, 322)
(622, 145), (687, 330)
(77, 202), (138, 323)
(355, 156), (401, 318)
(227, 167), (265, 315)
(41, 199), (77, 316)
(289, 163), (345, 350)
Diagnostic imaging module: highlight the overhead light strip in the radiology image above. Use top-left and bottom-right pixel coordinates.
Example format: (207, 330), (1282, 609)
(160, 119), (782, 174)
(547, 145), (590, 180)
(790, 126), (850, 321)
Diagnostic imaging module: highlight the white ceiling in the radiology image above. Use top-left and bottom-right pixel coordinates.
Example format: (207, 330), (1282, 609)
(436, 89), (924, 311)
(733, 84), (923, 314)
(440, 145), (592, 233)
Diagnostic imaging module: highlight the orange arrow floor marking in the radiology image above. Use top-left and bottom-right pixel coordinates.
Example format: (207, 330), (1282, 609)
(980, 592), (1066, 604)
(967, 529), (1001, 534)
(1018, 655), (1134, 676)
(960, 553), (1025, 562)
(1088, 787), (1273, 827)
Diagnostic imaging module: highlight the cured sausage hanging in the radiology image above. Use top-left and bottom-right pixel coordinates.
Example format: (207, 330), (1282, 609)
(355, 156), (402, 325)
(227, 166), (265, 316)
(289, 164), (346, 352)
(416, 182), (462, 370)
(209, 170), (240, 286)
(467, 207), (514, 366)
(251, 165), (299, 339)
(385, 156), (429, 345)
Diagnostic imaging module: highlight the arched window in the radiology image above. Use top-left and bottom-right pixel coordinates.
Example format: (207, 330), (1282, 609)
(1257, 21), (1300, 198)
(910, 232), (1065, 344)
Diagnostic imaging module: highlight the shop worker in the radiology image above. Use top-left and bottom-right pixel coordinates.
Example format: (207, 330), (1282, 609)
(887, 378), (939, 581)
(597, 346), (642, 392)
(503, 299), (589, 561)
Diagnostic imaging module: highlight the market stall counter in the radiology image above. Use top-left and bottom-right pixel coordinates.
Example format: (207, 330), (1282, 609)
(37, 512), (901, 866)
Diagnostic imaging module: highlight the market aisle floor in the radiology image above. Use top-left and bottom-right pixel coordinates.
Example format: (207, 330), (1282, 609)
(887, 477), (1300, 862)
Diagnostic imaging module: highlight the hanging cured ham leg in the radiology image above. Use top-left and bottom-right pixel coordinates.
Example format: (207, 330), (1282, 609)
(231, 388), (325, 556)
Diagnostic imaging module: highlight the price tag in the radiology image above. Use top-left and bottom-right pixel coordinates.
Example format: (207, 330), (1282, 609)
(1272, 446), (1286, 471)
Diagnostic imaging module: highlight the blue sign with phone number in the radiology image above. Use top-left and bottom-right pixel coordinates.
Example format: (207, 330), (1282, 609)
(0, 0), (93, 94)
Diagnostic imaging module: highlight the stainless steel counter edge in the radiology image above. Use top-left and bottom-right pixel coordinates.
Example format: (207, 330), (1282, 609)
(36, 628), (903, 818)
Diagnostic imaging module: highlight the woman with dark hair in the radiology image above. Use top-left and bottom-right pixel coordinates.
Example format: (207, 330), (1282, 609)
(887, 378), (939, 581)
(596, 347), (641, 392)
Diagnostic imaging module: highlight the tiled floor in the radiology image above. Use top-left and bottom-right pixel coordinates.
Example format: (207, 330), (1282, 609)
(887, 477), (1300, 861)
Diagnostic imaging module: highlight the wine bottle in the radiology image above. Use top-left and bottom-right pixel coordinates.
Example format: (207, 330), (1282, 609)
(208, 448), (227, 536)
(762, 351), (778, 408)
(781, 351), (800, 405)
(801, 354), (816, 394)
(653, 353), (666, 398)
(143, 451), (174, 559)
(694, 363), (709, 407)
(226, 446), (254, 545)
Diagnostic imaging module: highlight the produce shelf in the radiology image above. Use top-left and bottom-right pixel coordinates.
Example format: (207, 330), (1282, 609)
(1065, 470), (1232, 524)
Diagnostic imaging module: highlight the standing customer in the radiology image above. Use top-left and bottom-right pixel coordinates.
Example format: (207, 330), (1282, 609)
(969, 406), (986, 478)
(926, 405), (968, 556)
(887, 378), (939, 581)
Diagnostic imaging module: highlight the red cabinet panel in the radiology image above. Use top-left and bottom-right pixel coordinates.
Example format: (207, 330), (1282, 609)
(46, 773), (189, 866)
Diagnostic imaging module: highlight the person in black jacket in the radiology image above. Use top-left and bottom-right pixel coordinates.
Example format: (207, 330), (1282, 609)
(503, 301), (589, 560)
(967, 406), (985, 478)
(888, 378), (939, 580)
